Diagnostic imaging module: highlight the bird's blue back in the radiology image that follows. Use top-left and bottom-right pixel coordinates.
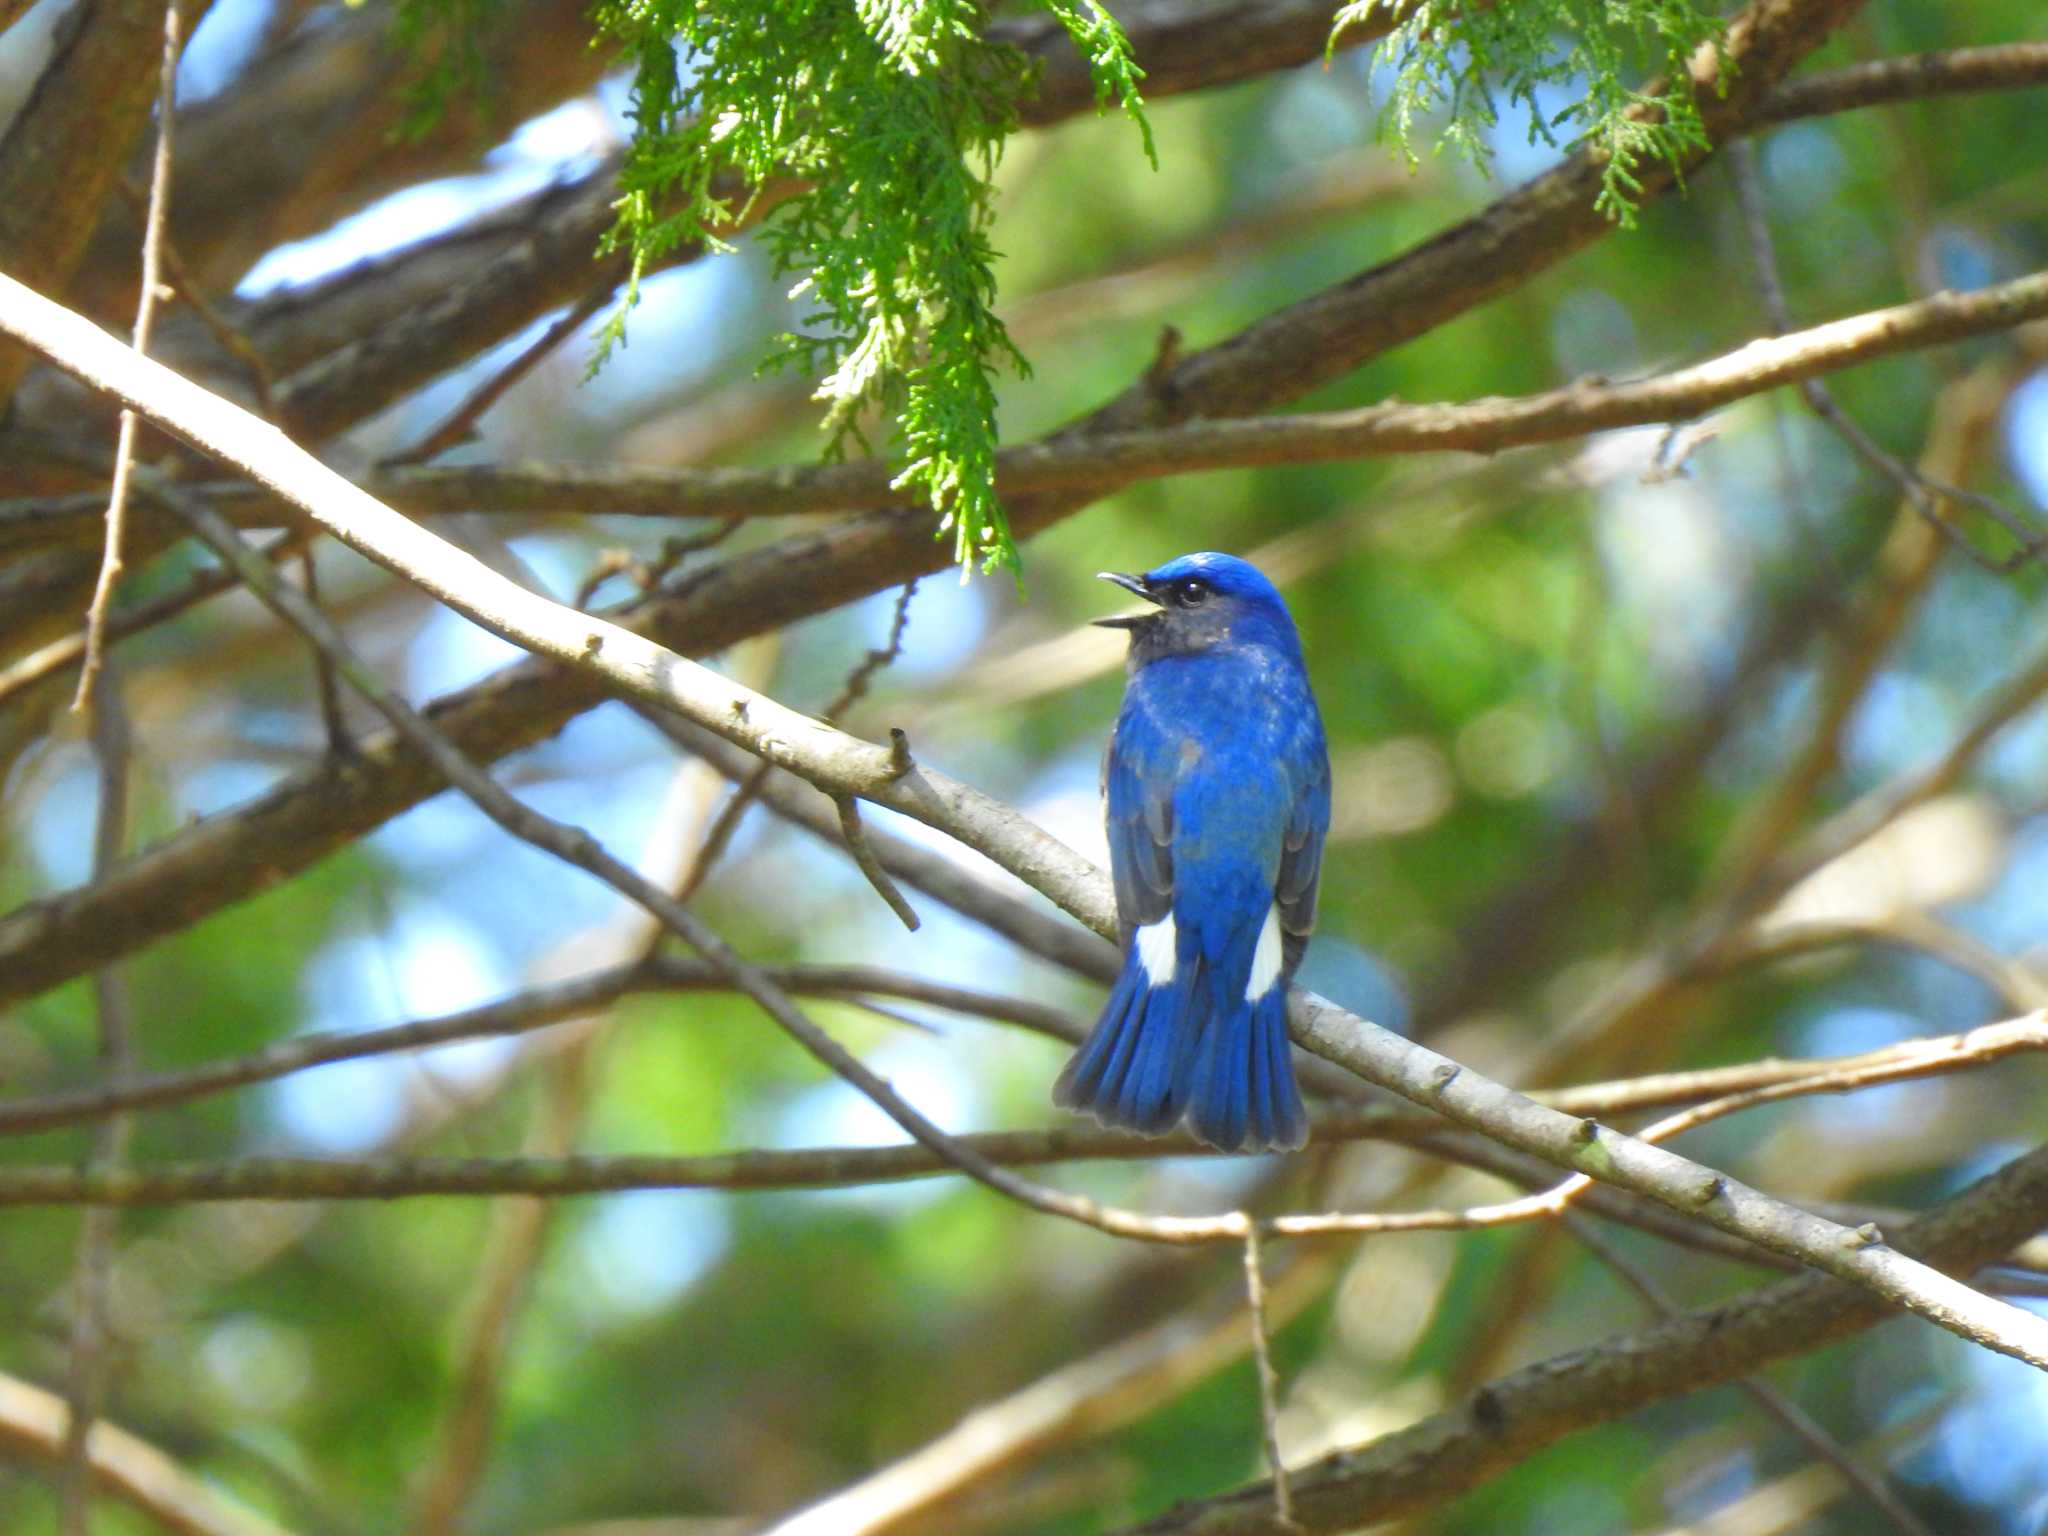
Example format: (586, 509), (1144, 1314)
(1055, 553), (1330, 1151)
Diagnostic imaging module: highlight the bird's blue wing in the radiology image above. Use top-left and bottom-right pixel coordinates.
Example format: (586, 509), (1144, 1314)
(1275, 747), (1330, 972)
(1102, 713), (1175, 942)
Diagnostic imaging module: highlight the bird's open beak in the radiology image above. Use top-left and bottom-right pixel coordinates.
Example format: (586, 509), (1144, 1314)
(1093, 570), (1158, 629)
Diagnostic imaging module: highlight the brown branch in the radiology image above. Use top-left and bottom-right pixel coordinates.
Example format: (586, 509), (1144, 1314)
(60, 660), (138, 1536)
(13, 263), (2044, 558)
(74, 0), (613, 312)
(1755, 40), (2048, 126)
(1105, 1138), (2048, 1535)
(0, 1371), (296, 1536)
(1563, 1215), (1936, 1536)
(75, 0), (185, 713)
(0, 0), (215, 408)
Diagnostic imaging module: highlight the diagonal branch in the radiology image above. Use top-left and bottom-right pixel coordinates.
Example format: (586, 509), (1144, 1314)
(1107, 1137), (2048, 1535)
(0, 1371), (296, 1536)
(0, 0), (1877, 1028)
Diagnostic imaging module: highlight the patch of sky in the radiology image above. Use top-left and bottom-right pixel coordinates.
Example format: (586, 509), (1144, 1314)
(501, 534), (584, 601)
(270, 902), (511, 1153)
(236, 82), (623, 301)
(1948, 820), (2048, 955)
(1267, 70), (1375, 166)
(761, 1037), (983, 1213)
(572, 258), (760, 417)
(1707, 661), (1814, 794)
(1594, 471), (1746, 685)
(1759, 123), (1846, 208)
(1794, 1006), (1942, 1134)
(1926, 1329), (2048, 1520)
(405, 603), (529, 698)
(1839, 668), (1956, 784)
(1547, 286), (1638, 381)
(1923, 223), (2004, 293)
(174, 756), (289, 820)
(23, 751), (97, 888)
(2006, 367), (2048, 510)
(568, 1190), (732, 1321)
(1296, 937), (1411, 1036)
(1485, 74), (1582, 184)
(366, 786), (680, 965)
(1911, 556), (2029, 692)
(177, 0), (275, 103)
(862, 575), (988, 685)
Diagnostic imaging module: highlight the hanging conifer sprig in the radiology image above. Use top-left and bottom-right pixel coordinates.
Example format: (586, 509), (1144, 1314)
(590, 0), (1152, 574)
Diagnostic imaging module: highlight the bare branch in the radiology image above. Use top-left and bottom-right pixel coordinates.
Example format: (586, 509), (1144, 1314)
(1104, 1138), (2048, 1536)
(59, 660), (138, 1536)
(0, 1371), (297, 1536)
(10, 263), (2040, 557)
(0, 0), (215, 409)
(76, 0), (185, 712)
(1565, 1215), (1936, 1536)
(1755, 41), (2048, 126)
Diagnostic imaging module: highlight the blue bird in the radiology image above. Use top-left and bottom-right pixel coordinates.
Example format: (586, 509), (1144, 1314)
(1053, 552), (1330, 1153)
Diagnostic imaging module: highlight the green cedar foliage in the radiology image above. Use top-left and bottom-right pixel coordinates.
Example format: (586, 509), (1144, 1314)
(589, 0), (1153, 575)
(393, 0), (1721, 573)
(1337, 0), (1726, 224)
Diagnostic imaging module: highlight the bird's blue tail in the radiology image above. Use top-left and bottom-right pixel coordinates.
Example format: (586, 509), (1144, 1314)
(1054, 955), (1307, 1152)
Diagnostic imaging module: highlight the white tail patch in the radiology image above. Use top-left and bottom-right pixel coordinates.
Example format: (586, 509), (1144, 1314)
(1244, 904), (1283, 1002)
(1134, 916), (1177, 987)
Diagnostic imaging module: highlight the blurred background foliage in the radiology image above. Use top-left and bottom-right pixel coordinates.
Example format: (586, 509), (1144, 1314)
(1, 0), (2047, 1532)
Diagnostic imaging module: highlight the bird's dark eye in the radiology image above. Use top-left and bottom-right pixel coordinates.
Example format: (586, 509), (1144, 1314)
(1171, 578), (1210, 607)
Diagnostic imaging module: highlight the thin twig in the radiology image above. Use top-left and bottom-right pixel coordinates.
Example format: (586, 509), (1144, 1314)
(1348, 1011), (2048, 1245)
(0, 529), (308, 708)
(73, 0), (183, 712)
(60, 662), (137, 1536)
(835, 794), (921, 930)
(155, 223), (277, 417)
(1729, 140), (2046, 571)
(1565, 1214), (1937, 1536)
(1241, 1226), (1297, 1532)
(295, 545), (351, 755)
(677, 579), (919, 908)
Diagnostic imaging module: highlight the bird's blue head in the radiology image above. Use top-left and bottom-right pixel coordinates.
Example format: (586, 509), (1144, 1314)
(1095, 552), (1303, 666)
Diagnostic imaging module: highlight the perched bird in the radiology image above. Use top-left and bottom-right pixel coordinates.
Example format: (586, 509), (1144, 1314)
(1054, 552), (1330, 1152)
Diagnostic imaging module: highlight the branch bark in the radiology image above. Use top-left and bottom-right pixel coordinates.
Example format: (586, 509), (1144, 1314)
(1109, 1136), (2048, 1535)
(0, 0), (215, 407)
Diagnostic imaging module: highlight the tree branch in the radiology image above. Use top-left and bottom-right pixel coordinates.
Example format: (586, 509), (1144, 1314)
(1109, 1137), (2048, 1535)
(0, 1371), (295, 1536)
(8, 266), (2042, 554)
(0, 0), (215, 408)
